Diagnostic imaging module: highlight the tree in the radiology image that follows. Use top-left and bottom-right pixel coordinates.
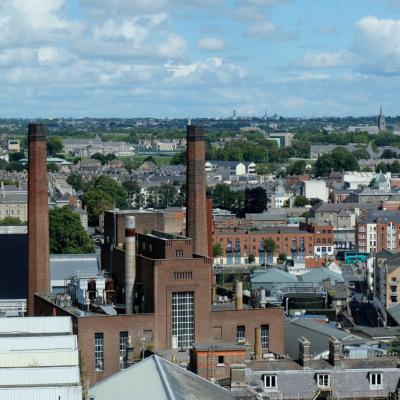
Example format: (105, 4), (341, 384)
(286, 160), (306, 175)
(47, 136), (64, 156)
(381, 149), (398, 159)
(6, 161), (24, 172)
(105, 153), (117, 162)
(277, 253), (287, 264)
(248, 254), (255, 264)
(91, 152), (107, 165)
(211, 184), (245, 216)
(263, 238), (278, 262)
(87, 175), (128, 209)
(122, 180), (140, 206)
(244, 187), (268, 214)
(0, 216), (23, 225)
(170, 151), (186, 165)
(81, 189), (113, 225)
(9, 151), (25, 162)
(213, 243), (222, 257)
(315, 147), (359, 176)
(294, 195), (309, 207)
(49, 207), (94, 254)
(0, 159), (8, 170)
(352, 148), (370, 160)
(47, 162), (59, 173)
(67, 173), (84, 192)
(390, 336), (400, 353)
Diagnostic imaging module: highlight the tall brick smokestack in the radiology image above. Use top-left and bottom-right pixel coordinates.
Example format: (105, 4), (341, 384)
(28, 123), (50, 315)
(186, 125), (208, 256)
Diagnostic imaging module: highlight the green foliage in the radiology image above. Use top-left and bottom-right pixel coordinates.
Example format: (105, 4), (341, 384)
(213, 243), (222, 257)
(352, 148), (370, 160)
(170, 151), (186, 165)
(381, 149), (398, 159)
(376, 160), (400, 174)
(0, 159), (8, 170)
(286, 160), (306, 175)
(67, 173), (84, 192)
(277, 253), (287, 264)
(49, 207), (94, 254)
(47, 136), (63, 156)
(81, 189), (113, 225)
(9, 151), (25, 162)
(105, 153), (117, 162)
(263, 238), (278, 257)
(294, 195), (309, 207)
(146, 184), (184, 208)
(248, 254), (255, 264)
(86, 175), (128, 209)
(390, 336), (400, 352)
(47, 162), (59, 173)
(315, 147), (359, 176)
(91, 152), (107, 165)
(210, 184), (245, 216)
(244, 187), (268, 213)
(6, 161), (24, 172)
(0, 216), (24, 225)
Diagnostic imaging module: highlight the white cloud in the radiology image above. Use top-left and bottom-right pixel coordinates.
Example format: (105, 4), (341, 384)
(298, 50), (357, 68)
(246, 21), (277, 37)
(165, 57), (247, 84)
(197, 37), (225, 51)
(354, 16), (400, 74)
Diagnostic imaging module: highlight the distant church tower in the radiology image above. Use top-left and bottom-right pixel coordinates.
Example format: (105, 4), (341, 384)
(378, 105), (386, 132)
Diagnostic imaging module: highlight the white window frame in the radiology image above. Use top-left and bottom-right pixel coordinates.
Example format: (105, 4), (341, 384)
(94, 332), (104, 372)
(263, 375), (277, 391)
(317, 374), (330, 389)
(369, 372), (383, 389)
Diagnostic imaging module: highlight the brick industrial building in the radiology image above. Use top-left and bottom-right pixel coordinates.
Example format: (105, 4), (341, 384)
(34, 124), (285, 385)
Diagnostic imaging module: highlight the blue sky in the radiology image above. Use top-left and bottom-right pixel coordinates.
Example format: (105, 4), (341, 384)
(1, 0), (400, 118)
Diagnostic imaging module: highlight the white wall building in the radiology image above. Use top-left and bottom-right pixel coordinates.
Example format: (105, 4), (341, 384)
(302, 180), (329, 202)
(0, 316), (82, 400)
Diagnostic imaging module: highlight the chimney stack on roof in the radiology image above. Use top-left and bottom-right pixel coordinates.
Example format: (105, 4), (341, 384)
(27, 123), (50, 315)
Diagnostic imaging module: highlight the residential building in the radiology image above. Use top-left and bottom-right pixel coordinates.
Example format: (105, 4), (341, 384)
(356, 210), (400, 253)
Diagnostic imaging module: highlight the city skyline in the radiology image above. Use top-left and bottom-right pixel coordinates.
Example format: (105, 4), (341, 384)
(1, 0), (400, 118)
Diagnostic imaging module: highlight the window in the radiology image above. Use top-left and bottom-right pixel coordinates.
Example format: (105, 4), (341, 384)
(261, 324), (269, 350)
(119, 331), (128, 369)
(172, 291), (194, 348)
(94, 332), (104, 372)
(317, 374), (330, 388)
(263, 375), (277, 390)
(237, 325), (245, 341)
(369, 372), (382, 389)
(218, 355), (224, 365)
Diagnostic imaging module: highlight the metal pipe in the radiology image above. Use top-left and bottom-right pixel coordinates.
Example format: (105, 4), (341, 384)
(255, 327), (262, 360)
(125, 216), (136, 314)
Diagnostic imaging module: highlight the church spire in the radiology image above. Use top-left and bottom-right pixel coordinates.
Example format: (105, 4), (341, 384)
(378, 104), (386, 132)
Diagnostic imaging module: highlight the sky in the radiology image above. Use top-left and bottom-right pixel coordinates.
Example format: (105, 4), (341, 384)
(1, 0), (400, 118)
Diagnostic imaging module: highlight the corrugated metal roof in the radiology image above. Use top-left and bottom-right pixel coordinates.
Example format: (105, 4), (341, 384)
(0, 366), (80, 386)
(0, 349), (79, 368)
(50, 254), (100, 281)
(0, 335), (77, 352)
(0, 317), (72, 335)
(0, 386), (82, 400)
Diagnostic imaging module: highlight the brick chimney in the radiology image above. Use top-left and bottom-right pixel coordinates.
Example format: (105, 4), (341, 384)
(328, 336), (342, 367)
(298, 336), (311, 368)
(28, 123), (50, 315)
(186, 125), (208, 256)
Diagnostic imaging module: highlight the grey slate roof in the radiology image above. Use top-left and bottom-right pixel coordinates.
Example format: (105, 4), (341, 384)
(300, 268), (345, 285)
(89, 354), (234, 400)
(284, 318), (367, 359)
(252, 268), (298, 284)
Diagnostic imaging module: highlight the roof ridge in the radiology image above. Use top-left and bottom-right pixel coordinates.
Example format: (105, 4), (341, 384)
(154, 355), (176, 400)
